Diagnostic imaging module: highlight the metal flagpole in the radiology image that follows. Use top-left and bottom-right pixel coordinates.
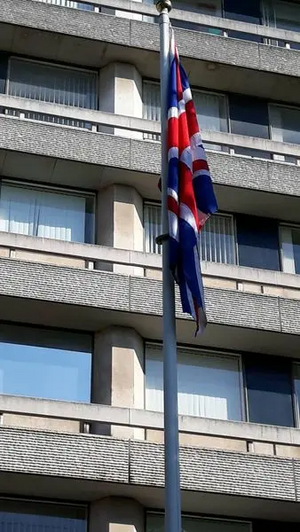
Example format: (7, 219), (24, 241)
(155, 2), (182, 532)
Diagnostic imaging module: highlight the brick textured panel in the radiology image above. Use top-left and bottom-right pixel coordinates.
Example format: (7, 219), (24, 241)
(0, 117), (133, 170)
(2, 118), (300, 198)
(0, 426), (129, 482)
(129, 277), (282, 332)
(0, 0), (131, 46)
(2, 0), (300, 79)
(0, 257), (130, 311)
(130, 440), (296, 501)
(0, 258), (297, 334)
(279, 298), (300, 335)
(289, 460), (300, 502)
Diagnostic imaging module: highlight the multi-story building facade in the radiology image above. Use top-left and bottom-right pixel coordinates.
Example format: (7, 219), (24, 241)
(1, 0), (300, 530)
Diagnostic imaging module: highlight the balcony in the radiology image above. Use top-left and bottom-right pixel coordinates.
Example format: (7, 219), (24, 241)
(1, 393), (300, 520)
(1, 95), (300, 222)
(0, 232), (300, 356)
(2, 0), (300, 103)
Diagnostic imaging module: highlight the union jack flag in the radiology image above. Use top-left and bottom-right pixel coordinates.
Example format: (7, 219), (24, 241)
(167, 32), (218, 334)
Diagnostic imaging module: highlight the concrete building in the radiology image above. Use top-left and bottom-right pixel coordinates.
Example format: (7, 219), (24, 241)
(2, 0), (300, 530)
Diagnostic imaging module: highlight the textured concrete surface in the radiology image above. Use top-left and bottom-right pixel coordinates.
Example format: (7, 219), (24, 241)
(0, 424), (299, 502)
(1, 117), (300, 198)
(2, 0), (300, 78)
(0, 257), (299, 335)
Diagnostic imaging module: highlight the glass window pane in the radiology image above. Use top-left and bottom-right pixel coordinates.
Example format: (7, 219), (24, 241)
(146, 346), (244, 421)
(199, 214), (236, 265)
(245, 355), (294, 427)
(147, 514), (251, 532)
(0, 182), (94, 243)
(270, 105), (300, 145)
(144, 204), (162, 254)
(144, 205), (236, 265)
(142, 82), (228, 146)
(8, 58), (97, 128)
(0, 324), (92, 402)
(0, 500), (86, 532)
(281, 225), (300, 274)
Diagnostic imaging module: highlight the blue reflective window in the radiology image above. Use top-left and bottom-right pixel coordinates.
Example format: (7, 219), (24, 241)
(0, 500), (86, 532)
(0, 324), (92, 402)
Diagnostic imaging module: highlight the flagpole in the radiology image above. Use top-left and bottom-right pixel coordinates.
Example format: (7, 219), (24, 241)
(155, 2), (182, 532)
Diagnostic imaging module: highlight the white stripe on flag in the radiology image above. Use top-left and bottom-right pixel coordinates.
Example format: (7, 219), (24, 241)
(178, 99), (186, 116)
(183, 88), (192, 104)
(180, 146), (192, 172)
(190, 131), (205, 149)
(168, 211), (179, 241)
(180, 203), (198, 234)
(167, 187), (179, 203)
(168, 106), (178, 120)
(192, 145), (207, 162)
(168, 146), (179, 162)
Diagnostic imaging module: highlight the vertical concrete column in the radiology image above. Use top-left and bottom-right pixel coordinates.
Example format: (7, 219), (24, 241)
(96, 184), (144, 276)
(91, 327), (144, 439)
(89, 497), (145, 532)
(99, 62), (143, 139)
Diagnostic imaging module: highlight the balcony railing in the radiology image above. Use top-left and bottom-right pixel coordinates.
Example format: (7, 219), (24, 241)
(1, 393), (300, 457)
(2, 94), (300, 163)
(32, 0), (300, 49)
(1, 230), (300, 300)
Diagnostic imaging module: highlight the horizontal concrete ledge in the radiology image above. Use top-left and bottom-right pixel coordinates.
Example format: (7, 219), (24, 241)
(36, 0), (300, 46)
(2, 394), (300, 447)
(1, 95), (300, 158)
(2, 232), (300, 291)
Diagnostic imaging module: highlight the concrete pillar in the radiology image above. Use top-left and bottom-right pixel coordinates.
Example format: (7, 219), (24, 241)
(96, 184), (144, 276)
(91, 327), (144, 439)
(89, 497), (144, 532)
(99, 62), (143, 138)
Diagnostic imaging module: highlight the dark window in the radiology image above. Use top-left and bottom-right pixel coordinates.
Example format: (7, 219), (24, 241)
(0, 500), (86, 532)
(245, 355), (294, 427)
(224, 0), (262, 41)
(0, 52), (9, 94)
(229, 94), (271, 158)
(236, 215), (280, 271)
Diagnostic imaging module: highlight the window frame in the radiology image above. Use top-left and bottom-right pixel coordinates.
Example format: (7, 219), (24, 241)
(143, 202), (238, 266)
(0, 322), (93, 403)
(145, 342), (246, 422)
(0, 178), (96, 244)
(279, 222), (300, 274)
(142, 80), (230, 135)
(146, 511), (252, 532)
(268, 102), (300, 163)
(6, 56), (99, 105)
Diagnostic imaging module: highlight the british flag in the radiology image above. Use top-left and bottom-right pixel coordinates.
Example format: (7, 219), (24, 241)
(167, 32), (218, 334)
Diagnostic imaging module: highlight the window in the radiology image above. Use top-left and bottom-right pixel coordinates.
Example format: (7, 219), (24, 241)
(144, 203), (161, 254)
(269, 104), (300, 163)
(142, 82), (229, 148)
(236, 215), (280, 271)
(0, 324), (92, 402)
(171, 0), (223, 34)
(0, 500), (86, 532)
(0, 181), (95, 243)
(228, 94), (271, 159)
(147, 514), (251, 532)
(244, 354), (294, 427)
(7, 58), (97, 128)
(144, 203), (236, 265)
(145, 345), (244, 421)
(263, 0), (300, 49)
(280, 225), (300, 274)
